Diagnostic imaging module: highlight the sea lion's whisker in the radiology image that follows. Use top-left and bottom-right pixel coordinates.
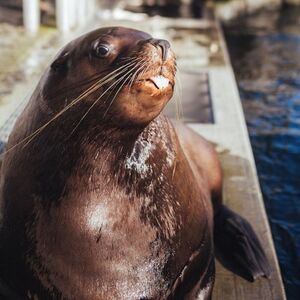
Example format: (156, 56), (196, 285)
(57, 58), (141, 113)
(140, 63), (151, 77)
(69, 75), (129, 136)
(61, 60), (138, 107)
(128, 59), (148, 91)
(119, 51), (140, 60)
(130, 62), (148, 88)
(63, 60), (139, 112)
(10, 59), (147, 152)
(174, 67), (183, 120)
(47, 64), (134, 120)
(48, 59), (140, 99)
(174, 84), (182, 121)
(100, 62), (145, 116)
(128, 58), (149, 88)
(48, 70), (108, 99)
(118, 56), (139, 62)
(139, 59), (152, 80)
(105, 59), (145, 100)
(79, 60), (138, 95)
(137, 62), (151, 86)
(103, 61), (146, 116)
(109, 59), (148, 111)
(25, 66), (136, 144)
(57, 61), (137, 110)
(69, 63), (143, 135)
(1, 63), (138, 155)
(103, 73), (133, 118)
(105, 62), (140, 99)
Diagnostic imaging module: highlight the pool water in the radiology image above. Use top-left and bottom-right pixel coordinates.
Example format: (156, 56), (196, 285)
(224, 5), (300, 299)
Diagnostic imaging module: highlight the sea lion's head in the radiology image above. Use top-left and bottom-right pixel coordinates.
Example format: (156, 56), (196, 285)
(43, 27), (176, 128)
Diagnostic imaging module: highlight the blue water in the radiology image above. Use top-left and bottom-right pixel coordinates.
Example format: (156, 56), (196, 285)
(224, 6), (300, 299)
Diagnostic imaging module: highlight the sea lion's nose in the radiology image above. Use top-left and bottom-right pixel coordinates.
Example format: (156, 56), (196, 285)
(147, 38), (170, 61)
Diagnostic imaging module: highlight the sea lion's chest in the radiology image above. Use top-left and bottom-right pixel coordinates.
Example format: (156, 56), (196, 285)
(55, 143), (209, 257)
(29, 129), (211, 299)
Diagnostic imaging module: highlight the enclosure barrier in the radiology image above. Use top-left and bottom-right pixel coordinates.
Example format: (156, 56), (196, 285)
(23, 0), (98, 33)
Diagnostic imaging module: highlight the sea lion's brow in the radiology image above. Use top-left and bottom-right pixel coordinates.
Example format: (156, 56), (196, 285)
(97, 33), (112, 39)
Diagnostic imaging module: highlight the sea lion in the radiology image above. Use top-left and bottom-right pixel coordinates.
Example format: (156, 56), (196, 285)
(0, 27), (270, 299)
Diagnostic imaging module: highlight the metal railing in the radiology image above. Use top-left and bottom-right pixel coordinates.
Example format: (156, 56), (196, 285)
(23, 0), (98, 34)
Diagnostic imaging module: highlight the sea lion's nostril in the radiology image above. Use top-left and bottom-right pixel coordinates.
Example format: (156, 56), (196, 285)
(146, 38), (170, 61)
(157, 39), (170, 61)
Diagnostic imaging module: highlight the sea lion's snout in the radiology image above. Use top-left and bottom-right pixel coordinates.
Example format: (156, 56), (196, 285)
(131, 37), (176, 94)
(144, 38), (171, 61)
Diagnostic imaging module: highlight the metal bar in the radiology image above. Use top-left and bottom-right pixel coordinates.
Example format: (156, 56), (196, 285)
(77, 0), (88, 26)
(56, 0), (70, 33)
(23, 0), (40, 34)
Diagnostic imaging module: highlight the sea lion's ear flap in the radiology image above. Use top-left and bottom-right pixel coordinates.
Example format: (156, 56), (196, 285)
(50, 52), (70, 70)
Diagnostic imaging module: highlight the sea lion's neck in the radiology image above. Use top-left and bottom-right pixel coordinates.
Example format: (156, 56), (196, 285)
(123, 116), (176, 175)
(80, 114), (172, 157)
(79, 115), (177, 196)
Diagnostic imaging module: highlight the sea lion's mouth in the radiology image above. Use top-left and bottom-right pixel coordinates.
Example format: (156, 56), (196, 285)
(149, 75), (170, 89)
(136, 75), (172, 91)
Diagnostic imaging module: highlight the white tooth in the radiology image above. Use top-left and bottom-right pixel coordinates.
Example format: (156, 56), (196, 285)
(151, 75), (169, 89)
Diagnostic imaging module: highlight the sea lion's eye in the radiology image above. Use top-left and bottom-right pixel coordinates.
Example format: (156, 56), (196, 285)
(94, 45), (110, 58)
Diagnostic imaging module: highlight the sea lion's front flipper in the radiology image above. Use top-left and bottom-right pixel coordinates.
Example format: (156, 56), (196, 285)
(214, 205), (271, 282)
